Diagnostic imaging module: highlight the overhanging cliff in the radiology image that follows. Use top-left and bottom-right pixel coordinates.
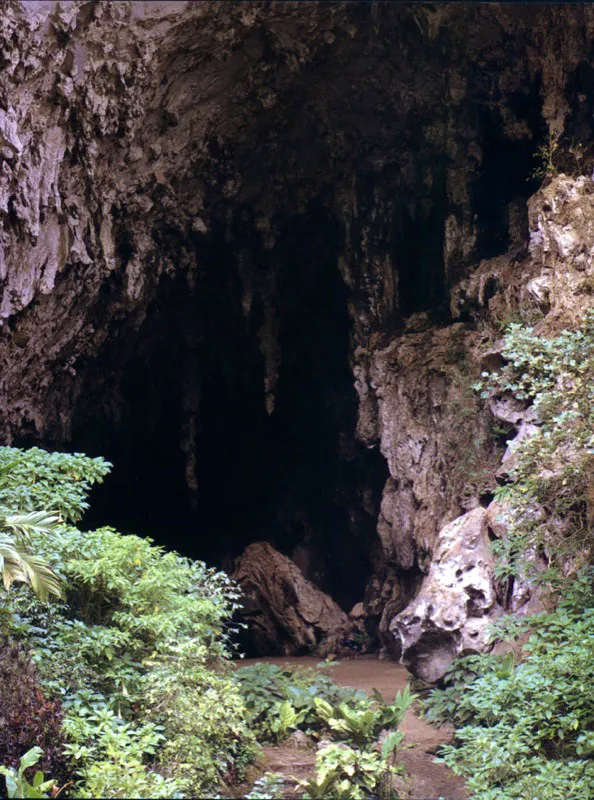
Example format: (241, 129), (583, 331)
(1, 1), (593, 663)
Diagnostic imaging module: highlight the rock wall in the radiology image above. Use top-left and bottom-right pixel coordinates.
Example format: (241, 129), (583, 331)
(1, 1), (594, 672)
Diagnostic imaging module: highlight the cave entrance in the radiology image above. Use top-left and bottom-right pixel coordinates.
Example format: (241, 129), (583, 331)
(73, 203), (379, 612)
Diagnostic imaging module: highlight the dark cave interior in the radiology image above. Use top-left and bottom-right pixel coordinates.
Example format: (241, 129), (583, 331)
(73, 202), (387, 612)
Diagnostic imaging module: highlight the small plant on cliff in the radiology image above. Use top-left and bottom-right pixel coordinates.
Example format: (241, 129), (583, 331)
(474, 308), (594, 579)
(530, 129), (594, 185)
(531, 130), (561, 182)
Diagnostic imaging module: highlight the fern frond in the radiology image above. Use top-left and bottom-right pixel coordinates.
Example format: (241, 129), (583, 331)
(0, 532), (62, 601)
(0, 509), (61, 542)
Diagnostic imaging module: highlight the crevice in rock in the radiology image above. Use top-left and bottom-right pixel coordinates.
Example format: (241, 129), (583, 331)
(471, 77), (544, 261)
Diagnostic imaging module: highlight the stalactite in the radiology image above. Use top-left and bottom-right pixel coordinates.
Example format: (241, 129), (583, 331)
(257, 271), (281, 416)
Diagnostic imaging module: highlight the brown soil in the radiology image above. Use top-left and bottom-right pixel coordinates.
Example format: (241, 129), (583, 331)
(236, 655), (469, 800)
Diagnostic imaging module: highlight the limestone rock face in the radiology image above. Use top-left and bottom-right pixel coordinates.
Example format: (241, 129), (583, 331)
(233, 542), (354, 656)
(1, 2), (593, 443)
(527, 175), (594, 330)
(387, 508), (501, 682)
(368, 325), (499, 569)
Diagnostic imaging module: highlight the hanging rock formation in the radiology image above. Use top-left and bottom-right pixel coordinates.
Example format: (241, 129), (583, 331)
(1, 1), (594, 672)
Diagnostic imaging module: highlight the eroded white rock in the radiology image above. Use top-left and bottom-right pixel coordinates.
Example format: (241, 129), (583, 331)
(387, 508), (501, 682)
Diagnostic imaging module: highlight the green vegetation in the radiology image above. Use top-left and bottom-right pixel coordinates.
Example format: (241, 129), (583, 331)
(313, 686), (414, 748)
(235, 661), (414, 797)
(234, 661), (368, 743)
(424, 310), (594, 799)
(300, 732), (404, 800)
(0, 748), (57, 800)
(424, 572), (594, 799)
(531, 130), (591, 182)
(0, 446), (256, 798)
(475, 309), (594, 578)
(0, 510), (62, 602)
(244, 772), (285, 799)
(1, 446), (413, 799)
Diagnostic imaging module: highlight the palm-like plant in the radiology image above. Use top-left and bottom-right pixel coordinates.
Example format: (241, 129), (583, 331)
(0, 510), (62, 601)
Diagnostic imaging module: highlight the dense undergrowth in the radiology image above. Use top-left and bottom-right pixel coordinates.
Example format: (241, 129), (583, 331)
(0, 446), (413, 799)
(0, 446), (256, 798)
(423, 309), (594, 800)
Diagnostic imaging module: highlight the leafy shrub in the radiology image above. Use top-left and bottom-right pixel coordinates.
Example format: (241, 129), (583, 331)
(0, 640), (69, 793)
(433, 311), (594, 799)
(428, 570), (594, 799)
(0, 447), (110, 523)
(475, 309), (594, 578)
(0, 446), (108, 605)
(244, 772), (284, 799)
(141, 639), (257, 793)
(234, 662), (367, 743)
(0, 747), (56, 800)
(0, 446), (255, 798)
(313, 686), (414, 748)
(299, 740), (402, 800)
(422, 653), (511, 728)
(63, 701), (183, 800)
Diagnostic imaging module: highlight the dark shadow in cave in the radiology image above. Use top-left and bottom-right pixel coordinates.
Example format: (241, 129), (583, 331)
(472, 78), (544, 260)
(74, 203), (381, 613)
(397, 177), (447, 316)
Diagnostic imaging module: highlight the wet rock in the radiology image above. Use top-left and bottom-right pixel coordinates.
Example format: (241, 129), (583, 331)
(387, 508), (501, 682)
(233, 542), (354, 656)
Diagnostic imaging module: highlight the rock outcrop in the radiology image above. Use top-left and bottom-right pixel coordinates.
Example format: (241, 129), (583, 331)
(386, 508), (501, 682)
(233, 542), (355, 656)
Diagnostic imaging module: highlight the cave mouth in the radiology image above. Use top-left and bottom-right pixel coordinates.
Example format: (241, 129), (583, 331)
(72, 202), (384, 613)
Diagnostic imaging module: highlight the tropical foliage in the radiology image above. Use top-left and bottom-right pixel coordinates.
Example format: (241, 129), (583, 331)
(234, 661), (367, 743)
(0, 510), (62, 601)
(0, 446), (256, 798)
(474, 308), (594, 579)
(426, 309), (594, 799)
(425, 571), (594, 799)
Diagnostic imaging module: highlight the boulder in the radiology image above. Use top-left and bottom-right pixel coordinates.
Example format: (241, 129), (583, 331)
(233, 542), (355, 656)
(386, 508), (501, 682)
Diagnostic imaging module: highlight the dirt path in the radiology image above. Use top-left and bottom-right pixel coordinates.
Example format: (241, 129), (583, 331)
(238, 655), (469, 800)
